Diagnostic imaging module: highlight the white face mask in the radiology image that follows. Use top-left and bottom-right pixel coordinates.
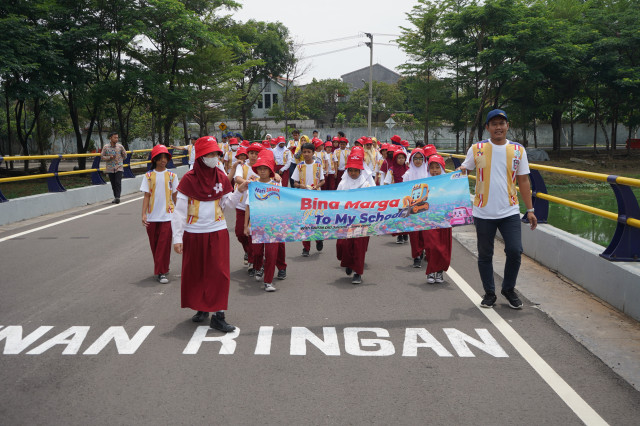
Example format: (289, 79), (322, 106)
(231, 146), (238, 151)
(202, 156), (219, 168)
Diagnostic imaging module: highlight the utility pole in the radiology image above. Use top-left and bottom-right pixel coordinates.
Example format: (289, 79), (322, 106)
(365, 33), (373, 136)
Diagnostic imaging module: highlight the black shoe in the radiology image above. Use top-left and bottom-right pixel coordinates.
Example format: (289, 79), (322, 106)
(403, 234), (409, 242)
(115, 198), (120, 204)
(345, 267), (353, 276)
(255, 267), (264, 281)
(480, 293), (497, 308)
(111, 199), (117, 204)
(302, 249), (310, 257)
(316, 240), (323, 251)
(277, 269), (287, 280)
(419, 251), (424, 260)
(248, 268), (256, 277)
(501, 289), (523, 309)
(191, 311), (209, 322)
(243, 253), (249, 265)
(352, 273), (362, 284)
(396, 235), (403, 244)
(210, 312), (235, 332)
(412, 257), (421, 268)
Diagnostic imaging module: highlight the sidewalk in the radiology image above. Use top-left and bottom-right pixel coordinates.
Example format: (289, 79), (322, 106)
(453, 225), (640, 392)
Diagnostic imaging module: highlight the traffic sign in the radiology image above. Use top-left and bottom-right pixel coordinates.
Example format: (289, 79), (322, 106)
(385, 118), (396, 129)
(218, 122), (227, 131)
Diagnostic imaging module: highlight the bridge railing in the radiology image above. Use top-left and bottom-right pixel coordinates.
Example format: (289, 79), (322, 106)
(441, 153), (640, 262)
(0, 148), (189, 202)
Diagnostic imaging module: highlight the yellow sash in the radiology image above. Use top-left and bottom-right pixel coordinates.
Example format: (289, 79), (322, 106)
(146, 170), (175, 214)
(472, 140), (521, 208)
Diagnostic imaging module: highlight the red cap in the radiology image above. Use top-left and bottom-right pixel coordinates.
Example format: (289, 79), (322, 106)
(391, 135), (401, 143)
(252, 155), (275, 177)
(332, 136), (339, 142)
(247, 142), (264, 152)
(387, 144), (398, 152)
(339, 137), (349, 144)
(355, 138), (364, 145)
(380, 143), (389, 151)
(428, 154), (446, 169)
(276, 136), (286, 143)
(261, 140), (271, 148)
(240, 140), (251, 147)
(423, 144), (437, 157)
(270, 138), (277, 145)
(235, 147), (248, 158)
(345, 153), (364, 170)
(313, 138), (324, 149)
(400, 140), (409, 147)
(195, 136), (223, 158)
(228, 137), (239, 145)
(363, 137), (373, 145)
(151, 144), (171, 160)
(324, 141), (333, 147)
(393, 149), (407, 161)
(350, 146), (364, 155)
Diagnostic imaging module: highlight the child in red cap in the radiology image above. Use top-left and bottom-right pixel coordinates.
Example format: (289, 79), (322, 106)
(322, 141), (336, 190)
(244, 155), (287, 291)
(423, 154), (452, 284)
(402, 148), (429, 267)
(141, 145), (179, 284)
(292, 142), (325, 256)
(384, 148), (410, 244)
(172, 136), (246, 332)
(335, 152), (375, 284)
(332, 137), (350, 189)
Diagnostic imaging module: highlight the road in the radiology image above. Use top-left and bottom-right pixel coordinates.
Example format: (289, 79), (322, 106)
(1, 192), (639, 425)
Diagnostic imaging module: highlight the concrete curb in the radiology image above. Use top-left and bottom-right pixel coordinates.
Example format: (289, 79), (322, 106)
(0, 166), (190, 227)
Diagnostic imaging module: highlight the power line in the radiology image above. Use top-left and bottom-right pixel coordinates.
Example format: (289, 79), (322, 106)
(373, 42), (398, 46)
(370, 33), (401, 37)
(299, 44), (363, 60)
(299, 35), (363, 46)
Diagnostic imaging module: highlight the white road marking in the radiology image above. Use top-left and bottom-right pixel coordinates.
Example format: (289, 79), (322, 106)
(0, 197), (143, 243)
(446, 267), (609, 426)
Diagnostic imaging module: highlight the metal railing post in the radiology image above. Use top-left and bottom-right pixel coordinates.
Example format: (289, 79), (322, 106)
(167, 149), (176, 169)
(46, 155), (66, 193)
(0, 156), (7, 202)
(90, 155), (107, 185)
(523, 169), (548, 224)
(600, 177), (640, 261)
(123, 152), (135, 178)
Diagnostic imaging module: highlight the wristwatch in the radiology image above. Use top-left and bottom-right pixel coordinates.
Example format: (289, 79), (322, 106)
(526, 208), (535, 213)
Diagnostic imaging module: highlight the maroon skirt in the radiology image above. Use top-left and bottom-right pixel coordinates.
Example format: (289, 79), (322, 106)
(181, 229), (230, 312)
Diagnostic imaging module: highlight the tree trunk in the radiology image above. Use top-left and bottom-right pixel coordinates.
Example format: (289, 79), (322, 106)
(35, 99), (47, 173)
(551, 108), (562, 151)
(610, 107), (618, 153)
(533, 117), (538, 148)
(183, 116), (189, 144)
(4, 80), (13, 169)
(151, 112), (156, 146)
(570, 98), (574, 153)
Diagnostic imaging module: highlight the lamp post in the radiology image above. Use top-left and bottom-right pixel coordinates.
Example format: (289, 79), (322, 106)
(365, 33), (373, 136)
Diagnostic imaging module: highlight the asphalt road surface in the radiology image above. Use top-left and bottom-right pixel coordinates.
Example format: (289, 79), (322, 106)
(1, 192), (639, 425)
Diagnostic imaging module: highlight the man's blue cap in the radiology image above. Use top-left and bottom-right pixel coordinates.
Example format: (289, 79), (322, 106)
(486, 109), (508, 125)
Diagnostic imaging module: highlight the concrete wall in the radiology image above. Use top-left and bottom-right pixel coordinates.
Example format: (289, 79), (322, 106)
(0, 165), (190, 227)
(517, 222), (640, 322)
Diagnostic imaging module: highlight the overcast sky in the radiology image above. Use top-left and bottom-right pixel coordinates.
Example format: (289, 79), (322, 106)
(231, 0), (418, 84)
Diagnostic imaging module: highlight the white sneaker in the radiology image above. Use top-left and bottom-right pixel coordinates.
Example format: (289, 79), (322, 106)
(435, 271), (444, 283)
(158, 274), (169, 284)
(247, 262), (253, 270)
(264, 283), (276, 292)
(426, 273), (436, 284)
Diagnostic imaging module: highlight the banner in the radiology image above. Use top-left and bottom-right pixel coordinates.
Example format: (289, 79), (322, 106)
(248, 171), (473, 243)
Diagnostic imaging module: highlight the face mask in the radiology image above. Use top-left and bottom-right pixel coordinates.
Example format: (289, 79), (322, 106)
(231, 146), (238, 151)
(202, 156), (219, 168)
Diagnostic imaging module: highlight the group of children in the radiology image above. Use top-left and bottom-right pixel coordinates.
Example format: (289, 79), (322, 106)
(139, 132), (453, 332)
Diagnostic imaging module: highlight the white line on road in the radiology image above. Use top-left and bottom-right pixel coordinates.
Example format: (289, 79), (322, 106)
(446, 267), (609, 426)
(0, 197), (143, 243)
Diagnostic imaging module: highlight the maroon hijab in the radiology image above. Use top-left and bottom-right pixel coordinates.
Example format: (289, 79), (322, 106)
(177, 137), (232, 201)
(390, 150), (409, 183)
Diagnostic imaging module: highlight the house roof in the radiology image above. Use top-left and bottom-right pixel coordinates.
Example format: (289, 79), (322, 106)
(340, 63), (401, 79)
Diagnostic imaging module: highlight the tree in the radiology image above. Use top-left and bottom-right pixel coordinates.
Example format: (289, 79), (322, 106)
(300, 79), (350, 127)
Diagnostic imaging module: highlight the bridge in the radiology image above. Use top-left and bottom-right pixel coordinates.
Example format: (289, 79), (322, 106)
(1, 164), (640, 425)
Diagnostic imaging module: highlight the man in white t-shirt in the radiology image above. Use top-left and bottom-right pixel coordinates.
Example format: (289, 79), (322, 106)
(460, 109), (537, 310)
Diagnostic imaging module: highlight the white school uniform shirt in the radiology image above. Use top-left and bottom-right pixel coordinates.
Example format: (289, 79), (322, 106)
(333, 148), (350, 171)
(461, 139), (530, 219)
(337, 173), (374, 190)
(291, 161), (325, 188)
(140, 170), (179, 222)
(323, 151), (335, 174)
(233, 162), (259, 211)
(171, 190), (242, 244)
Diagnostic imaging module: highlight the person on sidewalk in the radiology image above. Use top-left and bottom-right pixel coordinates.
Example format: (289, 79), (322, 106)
(141, 145), (179, 284)
(172, 136), (245, 332)
(101, 132), (128, 204)
(460, 109), (538, 309)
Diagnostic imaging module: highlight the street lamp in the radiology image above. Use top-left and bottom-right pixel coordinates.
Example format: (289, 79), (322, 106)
(365, 33), (373, 136)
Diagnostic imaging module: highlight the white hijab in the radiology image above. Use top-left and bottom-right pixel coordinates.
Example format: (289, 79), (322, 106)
(403, 151), (429, 181)
(337, 171), (375, 190)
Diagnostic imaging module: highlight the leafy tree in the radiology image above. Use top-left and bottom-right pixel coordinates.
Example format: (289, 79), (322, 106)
(300, 78), (350, 127)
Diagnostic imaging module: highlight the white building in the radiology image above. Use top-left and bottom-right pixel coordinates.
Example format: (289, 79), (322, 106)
(251, 77), (288, 119)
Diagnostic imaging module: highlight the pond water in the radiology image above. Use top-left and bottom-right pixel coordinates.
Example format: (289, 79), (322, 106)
(519, 185), (640, 247)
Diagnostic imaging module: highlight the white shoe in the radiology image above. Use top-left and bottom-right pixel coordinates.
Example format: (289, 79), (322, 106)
(264, 283), (276, 292)
(247, 262), (253, 270)
(158, 274), (169, 284)
(435, 271), (444, 283)
(427, 273), (436, 284)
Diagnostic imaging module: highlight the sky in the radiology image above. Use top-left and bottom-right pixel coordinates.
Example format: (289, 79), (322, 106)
(231, 0), (419, 84)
